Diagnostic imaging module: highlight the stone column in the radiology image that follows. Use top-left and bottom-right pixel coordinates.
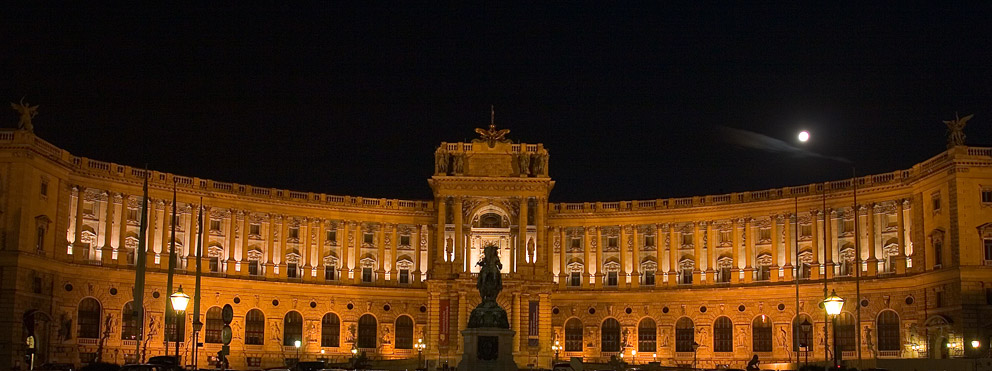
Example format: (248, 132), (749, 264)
(631, 225), (640, 288)
(377, 224), (386, 284)
(240, 213), (250, 276)
(582, 227), (591, 288)
(743, 217), (754, 283)
(517, 197), (528, 272)
(145, 199), (159, 270)
(770, 215), (780, 282)
(159, 199), (173, 269)
(413, 225), (423, 283)
(437, 197), (447, 264)
(536, 197), (547, 273)
(809, 210), (820, 280)
(667, 223), (678, 286)
(72, 185), (85, 262)
(101, 191), (116, 265)
(455, 197), (465, 272)
(265, 215), (277, 278)
(538, 293), (552, 367)
(866, 203), (878, 276)
(457, 291), (468, 353)
(339, 221), (351, 280)
(512, 293), (521, 352)
(226, 210), (238, 275)
(280, 216), (291, 279)
(783, 213), (794, 281)
(300, 218), (312, 280)
(705, 221), (716, 283)
(619, 225), (628, 288)
(116, 194), (130, 266)
(731, 219), (740, 283)
(692, 221), (702, 284)
(823, 209), (834, 279)
(894, 200), (907, 274)
(388, 224), (398, 282)
(558, 227), (567, 289)
(353, 222), (363, 283)
(595, 226), (604, 288)
(314, 219), (326, 281)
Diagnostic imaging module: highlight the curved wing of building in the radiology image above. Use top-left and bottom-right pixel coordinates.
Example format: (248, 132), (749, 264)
(3, 128), (991, 370)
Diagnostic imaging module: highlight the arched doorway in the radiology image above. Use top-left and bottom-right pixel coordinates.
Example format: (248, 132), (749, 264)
(358, 314), (377, 349)
(23, 310), (52, 365)
(469, 206), (513, 274)
(601, 318), (621, 352)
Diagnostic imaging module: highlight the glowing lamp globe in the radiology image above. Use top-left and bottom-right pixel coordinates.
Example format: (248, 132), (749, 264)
(170, 285), (190, 312)
(823, 289), (845, 316)
(972, 340), (981, 348)
(798, 131), (810, 142)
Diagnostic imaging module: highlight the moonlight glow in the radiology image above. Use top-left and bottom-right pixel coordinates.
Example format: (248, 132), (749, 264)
(798, 131), (810, 142)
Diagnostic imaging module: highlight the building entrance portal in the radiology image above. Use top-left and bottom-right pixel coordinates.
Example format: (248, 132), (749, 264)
(470, 207), (512, 274)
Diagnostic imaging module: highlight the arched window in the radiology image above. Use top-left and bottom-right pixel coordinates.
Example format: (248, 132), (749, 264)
(358, 314), (377, 348)
(877, 310), (900, 351)
(121, 301), (140, 340)
(321, 313), (340, 347)
(792, 314), (814, 351)
(836, 313), (856, 351)
(205, 307), (224, 343)
(637, 318), (656, 353)
(245, 309), (265, 345)
(77, 298), (101, 339)
(675, 317), (695, 352)
(283, 311), (303, 346)
(395, 315), (414, 349)
(565, 318), (583, 352)
(601, 318), (621, 352)
(714, 316), (733, 352)
(752, 315), (773, 352)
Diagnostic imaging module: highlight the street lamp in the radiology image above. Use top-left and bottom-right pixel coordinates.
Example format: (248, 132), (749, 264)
(823, 289), (845, 369)
(169, 285), (190, 363)
(415, 338), (426, 369)
(295, 340), (302, 361)
(799, 319), (813, 366)
(691, 341), (700, 369)
(551, 340), (560, 363)
(631, 349), (636, 365)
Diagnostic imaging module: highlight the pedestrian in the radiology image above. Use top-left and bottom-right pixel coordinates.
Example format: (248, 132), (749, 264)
(746, 354), (760, 371)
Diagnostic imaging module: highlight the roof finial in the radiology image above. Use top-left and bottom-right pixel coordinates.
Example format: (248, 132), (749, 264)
(475, 105), (510, 148)
(944, 112), (973, 148)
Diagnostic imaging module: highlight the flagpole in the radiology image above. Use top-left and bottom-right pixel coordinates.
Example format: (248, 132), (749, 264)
(132, 167), (150, 359)
(192, 199), (204, 368)
(165, 178), (178, 357)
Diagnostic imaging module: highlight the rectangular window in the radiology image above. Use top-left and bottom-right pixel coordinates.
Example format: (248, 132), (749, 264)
(246, 358), (261, 368)
(40, 179), (48, 196)
(801, 224), (811, 238)
(759, 228), (771, 241)
(32, 276), (42, 294)
(570, 238), (581, 249)
(986, 288), (992, 305)
(248, 260), (260, 276)
(399, 269), (410, 284)
(82, 201), (95, 216)
(569, 272), (581, 287)
(210, 219), (221, 231)
(720, 231), (731, 244)
(326, 229), (337, 242)
(364, 232), (374, 245)
(325, 265), (336, 281)
(843, 219), (854, 234)
(607, 271), (618, 286)
(209, 257), (220, 273)
(757, 266), (770, 281)
(249, 223), (260, 236)
(287, 263), (298, 278)
(932, 192), (941, 211)
(644, 270), (655, 286)
(718, 267), (731, 283)
(984, 239), (992, 262)
(127, 208), (139, 221)
(983, 189), (992, 204)
(681, 233), (693, 246)
(644, 235), (655, 247)
(400, 235), (411, 246)
(801, 263), (811, 279)
(681, 268), (693, 284)
(607, 236), (618, 248)
(362, 267), (373, 282)
(935, 240), (943, 267)
(36, 226), (45, 252)
(935, 291), (943, 308)
(288, 227), (299, 239)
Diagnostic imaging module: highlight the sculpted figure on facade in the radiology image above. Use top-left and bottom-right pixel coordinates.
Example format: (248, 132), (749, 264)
(435, 149), (449, 175)
(518, 152), (530, 176)
(944, 113), (972, 148)
(11, 98), (39, 132)
(453, 154), (464, 174)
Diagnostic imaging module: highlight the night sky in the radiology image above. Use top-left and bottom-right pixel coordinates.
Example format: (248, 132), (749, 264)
(3, 2), (992, 202)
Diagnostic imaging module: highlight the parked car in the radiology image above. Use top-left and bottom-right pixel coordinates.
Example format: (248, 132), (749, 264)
(36, 363), (76, 371)
(119, 363), (184, 371)
(79, 363), (121, 371)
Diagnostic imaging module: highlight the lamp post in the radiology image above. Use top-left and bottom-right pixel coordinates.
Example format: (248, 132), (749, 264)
(169, 286), (190, 364)
(295, 340), (302, 362)
(691, 341), (700, 369)
(823, 289), (845, 369)
(799, 319), (812, 367)
(631, 349), (636, 365)
(551, 340), (560, 363)
(415, 338), (426, 369)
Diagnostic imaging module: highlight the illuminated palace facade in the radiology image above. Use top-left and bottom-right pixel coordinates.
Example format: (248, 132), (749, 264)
(3, 127), (992, 370)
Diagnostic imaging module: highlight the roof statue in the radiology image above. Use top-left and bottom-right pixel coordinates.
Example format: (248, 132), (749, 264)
(944, 112), (973, 148)
(11, 98), (39, 132)
(467, 242), (509, 328)
(474, 105), (510, 148)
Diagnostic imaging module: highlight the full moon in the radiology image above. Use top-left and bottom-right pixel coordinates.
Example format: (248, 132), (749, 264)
(798, 131), (810, 142)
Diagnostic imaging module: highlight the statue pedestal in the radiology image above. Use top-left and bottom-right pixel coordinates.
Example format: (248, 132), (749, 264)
(458, 328), (517, 371)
